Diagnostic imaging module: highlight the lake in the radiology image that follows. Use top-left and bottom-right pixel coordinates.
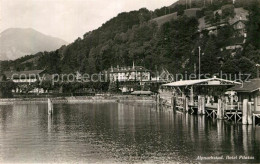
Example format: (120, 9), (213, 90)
(0, 102), (259, 163)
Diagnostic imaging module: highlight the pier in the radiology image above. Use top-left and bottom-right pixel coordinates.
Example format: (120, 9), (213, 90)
(159, 77), (260, 126)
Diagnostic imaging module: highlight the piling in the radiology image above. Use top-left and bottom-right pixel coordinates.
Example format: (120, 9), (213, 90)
(156, 94), (160, 104)
(201, 96), (205, 115)
(206, 96), (210, 105)
(185, 97), (189, 112)
(198, 96), (202, 115)
(190, 87), (194, 106)
(171, 96), (174, 110)
(247, 102), (253, 125)
(242, 99), (248, 124)
(172, 96), (176, 110)
(48, 98), (53, 115)
(198, 96), (205, 115)
(253, 115), (256, 127)
(217, 99), (224, 119)
(156, 94), (160, 109)
(183, 97), (186, 112)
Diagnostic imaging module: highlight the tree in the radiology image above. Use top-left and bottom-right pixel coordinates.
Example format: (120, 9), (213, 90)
(201, 38), (220, 76)
(246, 0), (260, 49)
(221, 4), (235, 19)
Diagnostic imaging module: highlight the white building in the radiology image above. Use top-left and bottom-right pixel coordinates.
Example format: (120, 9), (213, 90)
(4, 70), (45, 83)
(107, 63), (151, 82)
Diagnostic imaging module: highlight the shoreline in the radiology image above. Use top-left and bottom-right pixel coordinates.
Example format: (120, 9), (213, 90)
(0, 95), (156, 105)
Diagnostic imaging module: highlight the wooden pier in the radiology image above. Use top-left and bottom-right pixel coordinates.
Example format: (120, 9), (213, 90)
(159, 77), (260, 126)
(158, 94), (259, 125)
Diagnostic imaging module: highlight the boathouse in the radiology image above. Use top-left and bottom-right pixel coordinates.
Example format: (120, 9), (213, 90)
(161, 77), (241, 115)
(229, 78), (260, 112)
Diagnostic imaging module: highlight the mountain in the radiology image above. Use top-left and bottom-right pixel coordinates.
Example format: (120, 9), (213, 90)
(0, 28), (67, 60)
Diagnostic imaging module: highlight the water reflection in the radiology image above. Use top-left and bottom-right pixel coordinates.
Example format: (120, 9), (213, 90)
(0, 103), (259, 163)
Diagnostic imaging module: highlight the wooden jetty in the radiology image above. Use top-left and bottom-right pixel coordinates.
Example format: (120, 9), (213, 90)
(159, 77), (260, 126)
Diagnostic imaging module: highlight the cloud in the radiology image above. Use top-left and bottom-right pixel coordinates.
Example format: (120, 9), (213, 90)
(0, 0), (176, 42)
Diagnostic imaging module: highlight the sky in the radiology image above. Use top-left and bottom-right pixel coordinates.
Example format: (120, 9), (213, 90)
(0, 0), (177, 42)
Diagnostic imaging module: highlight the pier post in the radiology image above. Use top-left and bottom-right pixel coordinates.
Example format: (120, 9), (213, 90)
(171, 96), (176, 110)
(190, 86), (194, 106)
(48, 98), (53, 115)
(156, 94), (160, 109)
(183, 97), (186, 112)
(185, 97), (189, 112)
(247, 102), (253, 125)
(201, 96), (205, 115)
(217, 99), (224, 119)
(253, 115), (256, 127)
(197, 96), (205, 115)
(206, 96), (210, 105)
(156, 94), (160, 104)
(242, 99), (248, 125)
(198, 96), (201, 115)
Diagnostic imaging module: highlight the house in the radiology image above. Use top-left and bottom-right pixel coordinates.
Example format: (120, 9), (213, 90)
(106, 64), (151, 82)
(229, 78), (260, 112)
(232, 20), (247, 37)
(4, 70), (45, 83)
(3, 70), (48, 94)
(198, 7), (248, 37)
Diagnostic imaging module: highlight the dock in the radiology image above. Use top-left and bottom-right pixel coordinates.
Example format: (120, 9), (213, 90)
(159, 77), (260, 126)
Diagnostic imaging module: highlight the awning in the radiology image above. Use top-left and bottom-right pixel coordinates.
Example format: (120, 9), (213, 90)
(162, 77), (241, 87)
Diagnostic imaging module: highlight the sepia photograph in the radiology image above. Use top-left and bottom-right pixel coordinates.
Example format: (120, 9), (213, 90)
(0, 0), (260, 163)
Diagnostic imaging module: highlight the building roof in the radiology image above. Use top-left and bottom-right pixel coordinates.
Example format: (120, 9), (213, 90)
(231, 19), (247, 26)
(4, 70), (45, 79)
(108, 66), (150, 73)
(228, 78), (260, 93)
(162, 77), (241, 87)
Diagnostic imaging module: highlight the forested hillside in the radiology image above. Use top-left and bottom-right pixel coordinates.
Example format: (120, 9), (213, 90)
(1, 0), (260, 79)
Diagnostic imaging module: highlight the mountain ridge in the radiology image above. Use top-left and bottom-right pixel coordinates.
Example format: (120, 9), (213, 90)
(0, 28), (67, 61)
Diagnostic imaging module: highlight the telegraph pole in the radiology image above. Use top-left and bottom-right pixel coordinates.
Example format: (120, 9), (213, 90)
(199, 46), (201, 79)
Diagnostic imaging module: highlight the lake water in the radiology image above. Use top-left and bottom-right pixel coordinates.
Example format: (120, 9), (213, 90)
(0, 102), (259, 163)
